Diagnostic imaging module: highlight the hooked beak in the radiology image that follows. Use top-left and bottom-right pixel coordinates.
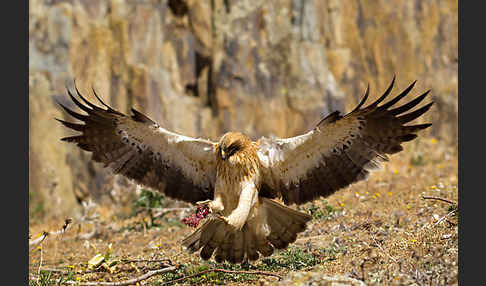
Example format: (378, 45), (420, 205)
(221, 149), (227, 160)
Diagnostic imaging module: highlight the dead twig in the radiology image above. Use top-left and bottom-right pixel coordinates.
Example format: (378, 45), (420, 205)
(37, 239), (45, 283)
(140, 207), (190, 213)
(55, 218), (72, 262)
(120, 258), (172, 264)
(65, 266), (177, 286)
(29, 231), (49, 250)
(421, 195), (457, 206)
(433, 210), (457, 228)
(371, 235), (399, 265)
(29, 218), (73, 250)
(161, 268), (282, 285)
(37, 268), (68, 273)
(445, 218), (457, 227)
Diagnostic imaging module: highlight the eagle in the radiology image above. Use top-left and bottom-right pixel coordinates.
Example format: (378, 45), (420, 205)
(56, 77), (433, 264)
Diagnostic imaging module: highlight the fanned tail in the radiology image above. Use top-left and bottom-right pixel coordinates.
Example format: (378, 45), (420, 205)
(181, 198), (311, 263)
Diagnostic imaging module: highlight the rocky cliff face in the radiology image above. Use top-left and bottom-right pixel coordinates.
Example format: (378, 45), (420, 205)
(29, 0), (457, 218)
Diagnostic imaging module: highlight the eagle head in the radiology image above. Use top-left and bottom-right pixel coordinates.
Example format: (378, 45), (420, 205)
(217, 132), (252, 161)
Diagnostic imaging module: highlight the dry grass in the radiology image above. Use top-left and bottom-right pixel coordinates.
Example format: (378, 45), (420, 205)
(29, 137), (458, 285)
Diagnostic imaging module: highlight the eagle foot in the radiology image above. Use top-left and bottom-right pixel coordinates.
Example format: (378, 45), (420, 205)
(196, 199), (225, 215)
(216, 214), (244, 231)
(216, 214), (229, 224)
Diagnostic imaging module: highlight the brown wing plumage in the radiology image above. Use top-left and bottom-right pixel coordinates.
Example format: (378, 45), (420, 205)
(56, 84), (217, 204)
(257, 77), (433, 205)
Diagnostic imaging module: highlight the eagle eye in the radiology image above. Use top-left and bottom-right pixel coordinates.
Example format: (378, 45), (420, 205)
(226, 142), (241, 157)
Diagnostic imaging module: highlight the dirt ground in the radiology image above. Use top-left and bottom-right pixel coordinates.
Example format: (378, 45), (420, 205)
(29, 137), (458, 285)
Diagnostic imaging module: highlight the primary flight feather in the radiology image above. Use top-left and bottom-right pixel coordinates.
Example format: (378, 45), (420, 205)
(57, 77), (432, 263)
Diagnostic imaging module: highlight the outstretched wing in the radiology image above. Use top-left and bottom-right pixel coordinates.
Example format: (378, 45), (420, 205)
(257, 77), (433, 205)
(56, 85), (217, 204)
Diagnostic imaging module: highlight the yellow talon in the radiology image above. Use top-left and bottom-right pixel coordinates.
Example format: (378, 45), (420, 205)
(217, 214), (229, 224)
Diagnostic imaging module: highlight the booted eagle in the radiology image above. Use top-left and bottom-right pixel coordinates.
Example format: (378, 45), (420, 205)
(57, 77), (432, 263)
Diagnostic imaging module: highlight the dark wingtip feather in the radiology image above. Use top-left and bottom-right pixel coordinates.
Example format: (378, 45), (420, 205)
(131, 108), (156, 124)
(92, 86), (125, 116)
(399, 134), (418, 142)
(57, 101), (89, 122)
(418, 123), (432, 129)
(60, 135), (83, 142)
(410, 123), (432, 129)
(369, 76), (395, 108)
(55, 118), (85, 132)
(67, 88), (92, 113)
(389, 90), (431, 116)
(90, 86), (112, 111)
(351, 83), (370, 113)
(397, 102), (434, 124)
(72, 81), (124, 116)
(69, 83), (99, 110)
(70, 80), (110, 113)
(402, 123), (432, 133)
(380, 80), (418, 110)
